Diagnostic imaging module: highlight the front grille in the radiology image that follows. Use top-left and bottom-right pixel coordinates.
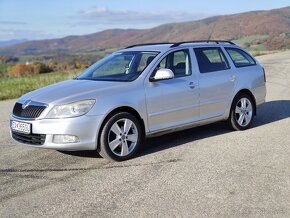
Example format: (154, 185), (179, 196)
(13, 102), (47, 119)
(12, 131), (46, 145)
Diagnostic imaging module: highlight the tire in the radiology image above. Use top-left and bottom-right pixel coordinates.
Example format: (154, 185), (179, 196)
(228, 93), (255, 131)
(98, 112), (143, 161)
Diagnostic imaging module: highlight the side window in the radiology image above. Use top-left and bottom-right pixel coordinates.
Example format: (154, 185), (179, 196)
(225, 48), (256, 67)
(194, 47), (230, 73)
(155, 49), (192, 78)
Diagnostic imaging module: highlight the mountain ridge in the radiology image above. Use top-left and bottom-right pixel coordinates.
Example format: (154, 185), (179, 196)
(1, 6), (289, 54)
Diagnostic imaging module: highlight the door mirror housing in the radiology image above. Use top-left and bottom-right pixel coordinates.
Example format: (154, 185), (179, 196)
(150, 69), (174, 82)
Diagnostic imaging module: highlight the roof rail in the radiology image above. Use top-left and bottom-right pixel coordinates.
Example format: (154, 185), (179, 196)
(125, 40), (235, 49)
(126, 42), (173, 49)
(170, 40), (235, 48)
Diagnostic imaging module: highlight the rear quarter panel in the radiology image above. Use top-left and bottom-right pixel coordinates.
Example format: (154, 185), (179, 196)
(234, 64), (266, 104)
(222, 47), (266, 118)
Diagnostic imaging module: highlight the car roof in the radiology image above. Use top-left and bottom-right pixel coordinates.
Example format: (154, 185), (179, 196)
(119, 41), (240, 53)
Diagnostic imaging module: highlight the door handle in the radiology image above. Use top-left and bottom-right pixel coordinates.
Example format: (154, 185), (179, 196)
(188, 82), (196, 89)
(229, 75), (236, 82)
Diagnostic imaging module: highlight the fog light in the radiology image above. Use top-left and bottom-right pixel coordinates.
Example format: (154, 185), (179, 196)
(53, 135), (79, 144)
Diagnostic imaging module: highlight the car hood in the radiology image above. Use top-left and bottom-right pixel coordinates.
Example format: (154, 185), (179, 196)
(18, 79), (128, 105)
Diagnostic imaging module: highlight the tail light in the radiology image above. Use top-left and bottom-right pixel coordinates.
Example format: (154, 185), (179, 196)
(262, 67), (266, 82)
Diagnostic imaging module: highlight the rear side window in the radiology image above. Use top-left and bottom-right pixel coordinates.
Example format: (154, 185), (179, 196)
(225, 48), (256, 68)
(194, 47), (230, 73)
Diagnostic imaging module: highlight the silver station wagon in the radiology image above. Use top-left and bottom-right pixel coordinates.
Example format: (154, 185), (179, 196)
(10, 40), (266, 161)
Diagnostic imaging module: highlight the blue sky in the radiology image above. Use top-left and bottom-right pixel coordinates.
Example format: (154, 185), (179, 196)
(0, 0), (289, 41)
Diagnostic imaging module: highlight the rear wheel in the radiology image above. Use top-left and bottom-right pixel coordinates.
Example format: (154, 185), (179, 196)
(99, 112), (143, 161)
(228, 93), (254, 131)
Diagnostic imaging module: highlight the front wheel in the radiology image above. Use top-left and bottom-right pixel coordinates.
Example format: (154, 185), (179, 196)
(99, 112), (143, 161)
(228, 93), (254, 131)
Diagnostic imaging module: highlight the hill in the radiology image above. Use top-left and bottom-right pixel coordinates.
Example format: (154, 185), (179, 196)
(0, 39), (29, 48)
(0, 6), (289, 55)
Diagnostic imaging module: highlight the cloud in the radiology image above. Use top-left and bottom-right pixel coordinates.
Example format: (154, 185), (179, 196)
(78, 7), (211, 26)
(0, 21), (27, 25)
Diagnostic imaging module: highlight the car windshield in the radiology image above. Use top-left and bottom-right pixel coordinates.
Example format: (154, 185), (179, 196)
(76, 51), (159, 82)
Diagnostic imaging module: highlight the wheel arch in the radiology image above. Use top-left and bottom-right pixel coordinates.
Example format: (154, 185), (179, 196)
(96, 106), (146, 151)
(232, 89), (257, 115)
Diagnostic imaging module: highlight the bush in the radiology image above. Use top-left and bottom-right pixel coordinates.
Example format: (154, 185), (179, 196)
(7, 64), (35, 76)
(75, 63), (89, 69)
(7, 63), (52, 76)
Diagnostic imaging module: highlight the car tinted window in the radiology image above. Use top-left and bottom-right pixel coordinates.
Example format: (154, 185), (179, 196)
(155, 49), (192, 78)
(194, 47), (230, 73)
(226, 48), (256, 67)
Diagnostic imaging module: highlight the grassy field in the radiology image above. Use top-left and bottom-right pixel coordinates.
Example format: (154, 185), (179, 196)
(233, 35), (269, 51)
(0, 63), (9, 73)
(0, 70), (80, 100)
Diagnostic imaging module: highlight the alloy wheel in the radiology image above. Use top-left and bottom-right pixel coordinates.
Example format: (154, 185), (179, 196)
(108, 118), (138, 157)
(235, 98), (253, 127)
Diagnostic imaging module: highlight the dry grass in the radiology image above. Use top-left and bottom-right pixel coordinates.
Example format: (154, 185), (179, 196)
(0, 71), (80, 100)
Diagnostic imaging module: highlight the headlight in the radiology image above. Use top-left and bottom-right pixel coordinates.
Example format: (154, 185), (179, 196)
(46, 100), (95, 119)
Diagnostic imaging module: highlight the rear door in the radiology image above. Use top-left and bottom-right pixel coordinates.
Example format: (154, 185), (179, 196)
(145, 49), (199, 132)
(193, 47), (236, 120)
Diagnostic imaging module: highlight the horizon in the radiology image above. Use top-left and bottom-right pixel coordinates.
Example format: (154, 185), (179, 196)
(0, 0), (290, 41)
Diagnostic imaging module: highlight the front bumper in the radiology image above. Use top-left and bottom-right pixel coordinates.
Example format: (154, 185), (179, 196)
(10, 114), (104, 151)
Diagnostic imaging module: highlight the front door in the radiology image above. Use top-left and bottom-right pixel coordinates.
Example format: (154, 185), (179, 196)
(145, 49), (199, 132)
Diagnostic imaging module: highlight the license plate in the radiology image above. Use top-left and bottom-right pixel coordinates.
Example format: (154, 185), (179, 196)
(11, 121), (31, 134)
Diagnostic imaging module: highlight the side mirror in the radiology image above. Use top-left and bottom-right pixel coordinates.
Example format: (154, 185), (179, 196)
(150, 69), (174, 82)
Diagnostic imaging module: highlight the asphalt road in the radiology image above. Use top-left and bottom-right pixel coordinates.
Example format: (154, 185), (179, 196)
(1, 51), (290, 218)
